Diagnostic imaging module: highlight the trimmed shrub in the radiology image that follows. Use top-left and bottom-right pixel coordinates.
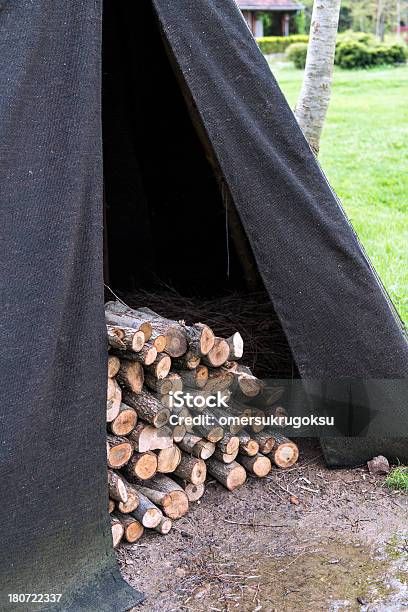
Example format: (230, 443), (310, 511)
(335, 40), (408, 68)
(257, 35), (308, 55)
(335, 41), (372, 69)
(286, 43), (308, 69)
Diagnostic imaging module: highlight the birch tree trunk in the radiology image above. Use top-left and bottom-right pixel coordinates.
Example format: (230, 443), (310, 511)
(294, 0), (341, 156)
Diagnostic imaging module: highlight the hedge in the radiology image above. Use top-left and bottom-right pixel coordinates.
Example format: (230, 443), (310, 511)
(335, 41), (408, 69)
(257, 35), (308, 55)
(286, 43), (308, 69)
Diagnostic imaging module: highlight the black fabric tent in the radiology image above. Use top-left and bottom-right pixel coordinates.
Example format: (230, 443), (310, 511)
(0, 0), (407, 609)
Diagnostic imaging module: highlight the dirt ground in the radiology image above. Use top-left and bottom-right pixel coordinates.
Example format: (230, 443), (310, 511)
(118, 440), (408, 611)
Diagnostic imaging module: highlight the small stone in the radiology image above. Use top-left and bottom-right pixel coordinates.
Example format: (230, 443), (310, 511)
(367, 455), (390, 475)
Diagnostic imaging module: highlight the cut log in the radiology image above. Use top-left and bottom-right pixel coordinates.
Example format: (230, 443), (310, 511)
(149, 332), (167, 354)
(202, 337), (230, 367)
(217, 432), (239, 455)
(206, 458), (247, 491)
(154, 516), (173, 535)
(128, 422), (174, 452)
(134, 475), (189, 519)
(134, 307), (187, 358)
(202, 369), (234, 394)
(174, 454), (207, 485)
(184, 482), (205, 502)
(118, 341), (157, 366)
(145, 353), (172, 380)
(252, 431), (276, 455)
(105, 302), (153, 340)
(268, 433), (299, 469)
(120, 327), (146, 353)
(117, 480), (140, 514)
(107, 470), (128, 503)
(124, 451), (158, 481)
(177, 365), (208, 390)
(107, 325), (126, 350)
(181, 322), (215, 356)
(236, 372), (262, 400)
(225, 332), (244, 360)
(237, 431), (259, 457)
(155, 445), (182, 474)
(144, 372), (183, 395)
(192, 410), (224, 443)
(108, 498), (115, 514)
(130, 492), (162, 528)
(109, 403), (137, 436)
(108, 355), (121, 378)
(171, 351), (201, 370)
(251, 409), (266, 433)
(172, 423), (187, 443)
(122, 390), (170, 428)
(178, 433), (215, 460)
(107, 435), (133, 469)
(116, 360), (144, 394)
(110, 516), (124, 548)
(238, 453), (272, 477)
(114, 513), (144, 543)
(173, 476), (206, 502)
(212, 446), (239, 464)
(106, 377), (122, 423)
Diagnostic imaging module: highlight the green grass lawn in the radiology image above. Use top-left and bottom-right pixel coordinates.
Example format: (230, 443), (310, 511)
(267, 59), (408, 325)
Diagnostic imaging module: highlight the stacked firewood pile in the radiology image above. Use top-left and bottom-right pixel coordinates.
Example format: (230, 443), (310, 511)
(105, 301), (299, 548)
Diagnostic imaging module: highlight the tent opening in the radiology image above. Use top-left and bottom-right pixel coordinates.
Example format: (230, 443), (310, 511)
(102, 0), (298, 378)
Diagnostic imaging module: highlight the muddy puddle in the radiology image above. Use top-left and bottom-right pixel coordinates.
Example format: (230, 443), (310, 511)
(183, 534), (408, 611)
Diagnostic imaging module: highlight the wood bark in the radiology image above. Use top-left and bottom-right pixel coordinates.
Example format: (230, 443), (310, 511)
(237, 431), (259, 457)
(180, 322), (215, 356)
(116, 360), (144, 394)
(114, 512), (144, 543)
(108, 498), (115, 514)
(171, 351), (201, 370)
(177, 365), (209, 389)
(107, 469), (128, 503)
(107, 325), (126, 350)
(202, 369), (234, 394)
(122, 389), (170, 428)
(172, 424), (187, 443)
(130, 492), (163, 528)
(134, 475), (189, 519)
(217, 432), (239, 455)
(206, 458), (247, 491)
(134, 307), (188, 358)
(174, 454), (207, 485)
(238, 453), (272, 477)
(144, 372), (182, 395)
(294, 0), (341, 155)
(212, 446), (239, 464)
(105, 305), (152, 341)
(252, 431), (276, 454)
(177, 433), (215, 460)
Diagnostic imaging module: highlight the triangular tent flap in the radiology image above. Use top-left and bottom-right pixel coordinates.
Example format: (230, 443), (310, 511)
(0, 0), (407, 609)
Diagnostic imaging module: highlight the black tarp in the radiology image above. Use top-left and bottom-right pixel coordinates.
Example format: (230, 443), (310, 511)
(1, 0), (407, 610)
